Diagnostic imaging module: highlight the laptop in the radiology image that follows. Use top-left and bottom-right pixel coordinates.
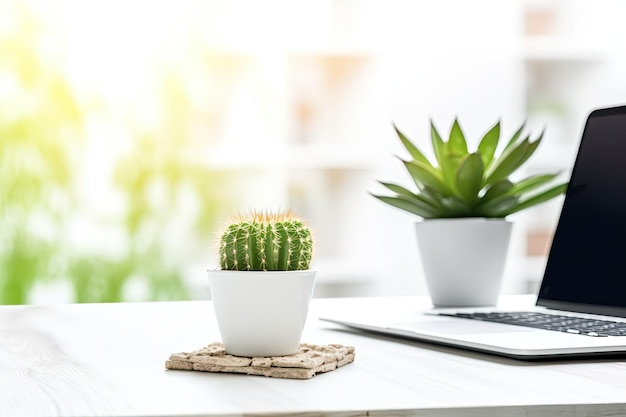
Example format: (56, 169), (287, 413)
(320, 104), (626, 360)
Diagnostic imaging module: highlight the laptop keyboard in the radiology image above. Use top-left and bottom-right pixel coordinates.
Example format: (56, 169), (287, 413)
(439, 311), (626, 337)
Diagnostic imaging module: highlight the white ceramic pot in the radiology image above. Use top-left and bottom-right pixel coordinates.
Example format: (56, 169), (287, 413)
(415, 218), (512, 307)
(207, 269), (316, 357)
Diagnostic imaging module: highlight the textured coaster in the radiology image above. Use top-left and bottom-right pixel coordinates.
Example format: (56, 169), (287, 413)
(165, 342), (355, 380)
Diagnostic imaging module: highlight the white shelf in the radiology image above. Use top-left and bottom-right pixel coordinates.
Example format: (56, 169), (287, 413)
(287, 47), (376, 57)
(286, 144), (379, 170)
(524, 37), (605, 62)
(203, 144), (380, 171)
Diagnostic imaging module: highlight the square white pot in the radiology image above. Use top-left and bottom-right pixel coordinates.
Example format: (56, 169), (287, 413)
(207, 269), (316, 357)
(416, 218), (512, 307)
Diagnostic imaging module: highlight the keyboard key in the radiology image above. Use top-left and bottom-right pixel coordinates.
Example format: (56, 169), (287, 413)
(439, 311), (626, 337)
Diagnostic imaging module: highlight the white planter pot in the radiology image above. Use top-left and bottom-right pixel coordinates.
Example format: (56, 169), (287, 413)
(207, 270), (316, 357)
(415, 218), (512, 307)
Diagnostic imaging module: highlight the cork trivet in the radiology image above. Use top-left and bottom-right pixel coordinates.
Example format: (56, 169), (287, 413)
(165, 342), (355, 380)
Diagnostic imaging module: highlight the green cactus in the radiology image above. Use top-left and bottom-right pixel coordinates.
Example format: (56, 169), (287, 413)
(219, 211), (313, 271)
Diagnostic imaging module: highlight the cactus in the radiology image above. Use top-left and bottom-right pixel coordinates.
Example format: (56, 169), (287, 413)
(219, 211), (313, 271)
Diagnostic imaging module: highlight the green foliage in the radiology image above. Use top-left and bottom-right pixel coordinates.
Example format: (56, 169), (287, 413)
(219, 212), (313, 271)
(0, 6), (81, 304)
(67, 249), (189, 303)
(0, 6), (230, 304)
(372, 119), (568, 218)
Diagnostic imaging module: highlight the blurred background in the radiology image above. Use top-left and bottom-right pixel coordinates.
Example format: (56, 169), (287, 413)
(2, 0), (626, 304)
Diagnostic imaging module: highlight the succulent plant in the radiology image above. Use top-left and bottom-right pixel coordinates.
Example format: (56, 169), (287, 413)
(372, 119), (568, 218)
(219, 211), (313, 271)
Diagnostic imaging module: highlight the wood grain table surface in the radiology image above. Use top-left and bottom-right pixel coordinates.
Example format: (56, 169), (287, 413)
(2, 296), (626, 417)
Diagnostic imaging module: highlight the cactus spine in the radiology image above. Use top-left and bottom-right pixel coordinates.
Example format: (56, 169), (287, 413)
(219, 211), (313, 271)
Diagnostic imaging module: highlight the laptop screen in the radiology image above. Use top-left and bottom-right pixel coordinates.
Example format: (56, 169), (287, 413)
(537, 105), (626, 317)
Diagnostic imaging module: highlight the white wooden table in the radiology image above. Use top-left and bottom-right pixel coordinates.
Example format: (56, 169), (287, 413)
(2, 296), (626, 417)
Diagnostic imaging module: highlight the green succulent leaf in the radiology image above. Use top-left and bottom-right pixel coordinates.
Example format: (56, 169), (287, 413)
(477, 121), (500, 169)
(440, 196), (473, 217)
(485, 137), (531, 185)
(482, 179), (514, 201)
(377, 181), (446, 211)
(380, 182), (440, 210)
(420, 186), (444, 208)
(371, 194), (438, 218)
(430, 120), (446, 168)
(377, 180), (418, 198)
(456, 153), (484, 204)
(440, 153), (463, 198)
(477, 195), (520, 217)
(402, 159), (452, 196)
(523, 130), (544, 160)
(509, 173), (560, 196)
(489, 133), (543, 186)
(502, 121), (527, 153)
(504, 183), (568, 216)
(393, 124), (433, 167)
(448, 118), (468, 156)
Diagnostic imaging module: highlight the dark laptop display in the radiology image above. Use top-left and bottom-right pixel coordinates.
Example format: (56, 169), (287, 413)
(538, 106), (626, 317)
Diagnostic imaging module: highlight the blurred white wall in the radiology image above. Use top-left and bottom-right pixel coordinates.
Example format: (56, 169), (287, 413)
(5, 0), (626, 302)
